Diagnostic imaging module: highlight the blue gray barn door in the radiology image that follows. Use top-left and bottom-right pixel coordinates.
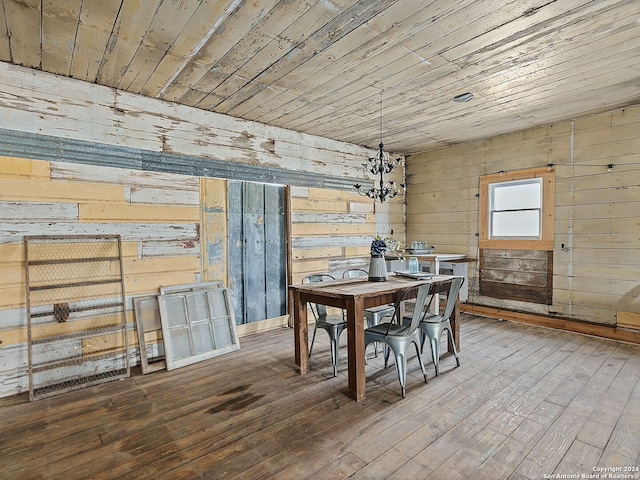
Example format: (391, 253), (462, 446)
(227, 181), (287, 325)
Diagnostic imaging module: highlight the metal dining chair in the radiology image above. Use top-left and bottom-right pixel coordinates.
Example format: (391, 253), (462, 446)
(343, 269), (396, 357)
(364, 283), (433, 398)
(405, 277), (463, 376)
(343, 268), (368, 279)
(302, 274), (346, 377)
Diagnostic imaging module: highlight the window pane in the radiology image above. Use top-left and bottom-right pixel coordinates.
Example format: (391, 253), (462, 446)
(186, 292), (210, 321)
(192, 323), (214, 354)
(169, 327), (193, 359)
(492, 180), (541, 210)
(213, 318), (234, 347)
(165, 297), (187, 327)
(492, 210), (540, 237)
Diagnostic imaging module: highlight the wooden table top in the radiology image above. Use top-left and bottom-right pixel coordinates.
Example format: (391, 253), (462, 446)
(289, 274), (454, 300)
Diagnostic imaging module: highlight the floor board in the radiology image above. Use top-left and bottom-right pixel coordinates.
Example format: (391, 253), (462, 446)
(1, 314), (639, 479)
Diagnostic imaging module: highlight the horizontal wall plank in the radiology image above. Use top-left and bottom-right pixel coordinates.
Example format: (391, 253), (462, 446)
(123, 256), (200, 276)
(291, 259), (330, 275)
(554, 249), (640, 267)
(618, 311), (640, 330)
(0, 223), (198, 244)
(0, 344), (27, 396)
(51, 161), (200, 189)
(349, 202), (375, 213)
(79, 203), (199, 223)
(0, 156), (33, 177)
(479, 281), (549, 304)
(328, 258), (370, 272)
(291, 198), (350, 213)
(0, 245), (24, 266)
(140, 240), (200, 258)
(291, 247), (343, 260)
(482, 270), (548, 287)
(0, 178), (125, 203)
(291, 235), (371, 249)
(290, 223), (375, 237)
(306, 187), (368, 203)
(0, 201), (78, 221)
(344, 246), (371, 257)
(291, 212), (368, 224)
(128, 186), (199, 206)
(0, 307), (23, 329)
(124, 271), (200, 296)
(0, 284), (26, 309)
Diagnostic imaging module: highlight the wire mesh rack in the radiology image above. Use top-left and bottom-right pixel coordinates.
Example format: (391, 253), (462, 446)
(24, 235), (129, 401)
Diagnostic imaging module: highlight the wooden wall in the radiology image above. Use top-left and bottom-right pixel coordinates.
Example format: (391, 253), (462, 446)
(406, 105), (640, 328)
(0, 157), (201, 397)
(0, 64), (403, 398)
(0, 161), (404, 399)
(290, 185), (405, 285)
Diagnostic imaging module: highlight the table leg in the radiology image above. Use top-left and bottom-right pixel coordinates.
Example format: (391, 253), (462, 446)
(346, 297), (366, 401)
(293, 291), (309, 374)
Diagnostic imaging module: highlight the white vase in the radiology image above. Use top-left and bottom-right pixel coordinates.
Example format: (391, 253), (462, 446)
(368, 255), (388, 282)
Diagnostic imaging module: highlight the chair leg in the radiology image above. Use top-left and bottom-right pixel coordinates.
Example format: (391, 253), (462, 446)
(414, 340), (428, 383)
(392, 351), (407, 398)
(383, 344), (391, 369)
(329, 332), (339, 377)
(419, 330), (427, 354)
(430, 335), (440, 376)
(308, 323), (318, 359)
(445, 325), (460, 367)
(329, 325), (347, 377)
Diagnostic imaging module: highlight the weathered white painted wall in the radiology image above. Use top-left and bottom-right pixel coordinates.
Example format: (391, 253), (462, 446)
(0, 63), (405, 398)
(0, 62), (378, 180)
(0, 158), (202, 397)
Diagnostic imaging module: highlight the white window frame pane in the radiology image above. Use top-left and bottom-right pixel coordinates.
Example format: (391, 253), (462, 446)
(491, 179), (541, 210)
(158, 286), (240, 371)
(489, 178), (543, 239)
(491, 210), (541, 237)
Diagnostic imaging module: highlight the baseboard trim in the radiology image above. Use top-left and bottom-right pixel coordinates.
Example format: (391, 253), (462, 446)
(461, 303), (640, 345)
(236, 315), (289, 337)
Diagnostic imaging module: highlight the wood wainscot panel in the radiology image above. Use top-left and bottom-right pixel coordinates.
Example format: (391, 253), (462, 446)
(618, 311), (640, 330)
(480, 249), (553, 305)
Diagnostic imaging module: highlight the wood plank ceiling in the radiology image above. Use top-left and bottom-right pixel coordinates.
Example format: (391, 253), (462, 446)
(0, 0), (639, 155)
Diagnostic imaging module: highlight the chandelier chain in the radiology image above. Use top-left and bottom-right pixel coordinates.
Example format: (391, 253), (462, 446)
(353, 90), (405, 203)
(379, 91), (383, 144)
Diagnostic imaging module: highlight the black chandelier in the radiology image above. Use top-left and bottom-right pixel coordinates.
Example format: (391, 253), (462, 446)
(354, 92), (404, 203)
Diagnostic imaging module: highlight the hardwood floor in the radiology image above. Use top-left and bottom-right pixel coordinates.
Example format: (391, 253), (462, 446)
(1, 314), (639, 479)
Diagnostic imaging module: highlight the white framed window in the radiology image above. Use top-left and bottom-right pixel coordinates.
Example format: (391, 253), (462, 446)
(479, 167), (554, 250)
(490, 178), (542, 239)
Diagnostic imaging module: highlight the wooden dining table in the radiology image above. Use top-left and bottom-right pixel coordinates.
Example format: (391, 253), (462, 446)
(289, 274), (460, 401)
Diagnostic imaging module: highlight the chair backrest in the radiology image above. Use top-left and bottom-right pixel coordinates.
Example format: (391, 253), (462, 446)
(406, 282), (436, 334)
(343, 269), (368, 279)
(434, 276), (464, 323)
(385, 282), (434, 336)
(302, 274), (335, 319)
